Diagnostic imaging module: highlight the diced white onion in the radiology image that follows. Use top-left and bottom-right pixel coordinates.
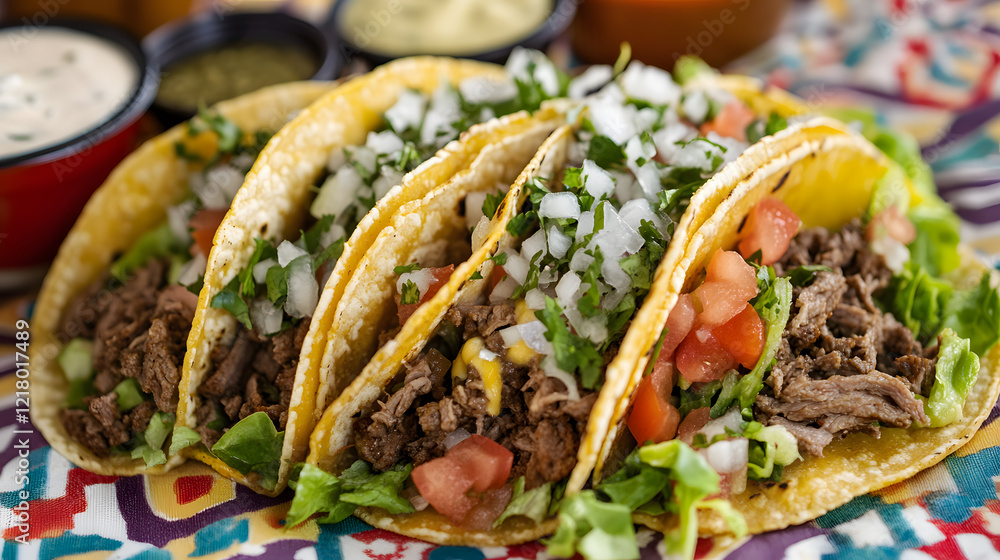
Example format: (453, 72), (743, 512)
(366, 130), (404, 155)
(253, 258), (276, 284)
(539, 192), (581, 221)
(619, 61), (681, 107)
(443, 428), (471, 450)
(373, 165), (404, 201)
(490, 276), (517, 304)
(555, 272), (582, 309)
(409, 494), (429, 511)
(277, 240), (308, 267)
(619, 198), (661, 233)
(705, 132), (749, 166)
(326, 147), (347, 171)
(176, 253), (207, 286)
(310, 165), (363, 219)
(870, 236), (910, 273)
(653, 121), (696, 161)
(525, 288), (547, 310)
(521, 229), (547, 261)
(519, 321), (553, 354)
(421, 84), (461, 148)
(682, 91), (709, 124)
(570, 251), (594, 273)
(625, 135), (656, 167)
(630, 161), (663, 200)
(500, 325), (523, 348)
(592, 205), (644, 259)
(250, 297), (283, 335)
(568, 65), (613, 99)
(673, 139), (721, 172)
(351, 147), (377, 176)
(547, 226), (571, 260)
(541, 356), (581, 401)
(319, 224), (347, 252)
(384, 90), (427, 133)
(575, 210), (594, 244)
(603, 258), (631, 291)
(706, 438), (748, 474)
(586, 96), (636, 145)
(634, 107), (661, 134)
(397, 268), (432, 296)
(701, 407), (744, 442)
(465, 192), (488, 231)
(582, 159), (615, 201)
(538, 266), (559, 286)
(459, 76), (517, 104)
(205, 165), (244, 205)
(284, 257), (319, 318)
(503, 253), (530, 285)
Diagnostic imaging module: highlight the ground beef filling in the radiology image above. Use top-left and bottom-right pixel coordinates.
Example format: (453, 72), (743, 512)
(355, 302), (597, 490)
(756, 221), (934, 457)
(58, 259), (196, 457)
(194, 320), (307, 447)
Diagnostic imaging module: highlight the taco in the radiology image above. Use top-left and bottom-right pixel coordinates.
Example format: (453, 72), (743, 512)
(176, 51), (574, 496)
(30, 81), (332, 475)
(287, 61), (847, 547)
(575, 116), (1000, 559)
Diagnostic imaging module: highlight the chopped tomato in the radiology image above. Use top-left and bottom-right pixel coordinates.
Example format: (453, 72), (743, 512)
(446, 435), (513, 493)
(699, 100), (755, 142)
(692, 280), (757, 328)
(866, 206), (916, 244)
(705, 249), (756, 288)
(411, 455), (476, 524)
(188, 208), (228, 257)
(462, 484), (514, 531)
(660, 294), (696, 362)
(737, 197), (801, 266)
(675, 328), (738, 383)
(628, 375), (681, 445)
(396, 264), (455, 325)
(677, 407), (711, 446)
(713, 304), (765, 369)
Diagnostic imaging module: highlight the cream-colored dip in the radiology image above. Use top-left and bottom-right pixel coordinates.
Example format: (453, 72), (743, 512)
(341, 0), (551, 57)
(0, 27), (139, 159)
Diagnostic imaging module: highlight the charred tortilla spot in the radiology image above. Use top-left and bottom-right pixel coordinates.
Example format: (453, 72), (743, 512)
(260, 223), (268, 235)
(738, 215), (749, 234)
(772, 170), (791, 193)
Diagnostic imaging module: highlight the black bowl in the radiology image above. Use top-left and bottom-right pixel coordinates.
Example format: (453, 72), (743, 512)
(327, 0), (576, 66)
(142, 11), (342, 126)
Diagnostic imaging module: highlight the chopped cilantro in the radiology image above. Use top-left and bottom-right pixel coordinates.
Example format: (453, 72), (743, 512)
(400, 280), (420, 305)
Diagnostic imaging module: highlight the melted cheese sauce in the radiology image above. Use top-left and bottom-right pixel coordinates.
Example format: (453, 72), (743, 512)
(0, 27), (138, 159)
(341, 0), (551, 56)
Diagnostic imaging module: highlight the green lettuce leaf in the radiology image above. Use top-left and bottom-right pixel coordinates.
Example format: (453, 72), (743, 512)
(287, 461), (414, 527)
(110, 222), (185, 282)
(941, 273), (1000, 356)
(58, 338), (94, 382)
(211, 411), (284, 491)
(925, 328), (981, 427)
(169, 426), (202, 455)
(494, 478), (552, 528)
(113, 378), (146, 412)
(546, 491), (637, 560)
(145, 411), (175, 450)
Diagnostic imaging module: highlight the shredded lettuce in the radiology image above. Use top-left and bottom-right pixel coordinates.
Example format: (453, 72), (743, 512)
(110, 222), (186, 282)
(169, 426), (202, 455)
(925, 328), (981, 427)
(672, 56), (716, 85)
(908, 204), (962, 277)
(494, 478), (552, 528)
(211, 411), (284, 491)
(58, 338), (94, 382)
(113, 378), (146, 412)
(125, 411), (176, 468)
(742, 421), (801, 480)
(287, 461), (414, 527)
(546, 491), (637, 560)
(880, 262), (1000, 356)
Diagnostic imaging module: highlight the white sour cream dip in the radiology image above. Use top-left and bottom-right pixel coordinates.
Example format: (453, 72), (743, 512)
(341, 0), (551, 57)
(0, 27), (139, 159)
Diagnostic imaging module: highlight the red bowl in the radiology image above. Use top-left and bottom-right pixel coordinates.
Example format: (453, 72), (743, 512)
(0, 20), (158, 288)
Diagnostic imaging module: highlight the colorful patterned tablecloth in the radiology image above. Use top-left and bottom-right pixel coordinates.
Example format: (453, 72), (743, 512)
(4, 0), (1000, 558)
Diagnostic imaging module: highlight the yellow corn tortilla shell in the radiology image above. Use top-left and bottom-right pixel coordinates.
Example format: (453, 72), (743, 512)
(180, 58), (569, 496)
(623, 120), (1000, 536)
(306, 124), (572, 545)
(30, 81), (332, 476)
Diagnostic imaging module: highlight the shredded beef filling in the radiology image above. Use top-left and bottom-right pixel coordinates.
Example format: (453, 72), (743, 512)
(355, 302), (597, 490)
(195, 320), (307, 447)
(58, 260), (197, 457)
(756, 220), (934, 457)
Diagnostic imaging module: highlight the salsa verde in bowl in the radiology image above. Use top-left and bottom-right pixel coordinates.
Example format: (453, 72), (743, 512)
(0, 20), (157, 286)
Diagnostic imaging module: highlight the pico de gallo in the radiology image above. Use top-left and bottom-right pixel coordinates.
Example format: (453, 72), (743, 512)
(617, 185), (999, 558)
(56, 109), (277, 469)
(286, 57), (797, 559)
(199, 49), (577, 491)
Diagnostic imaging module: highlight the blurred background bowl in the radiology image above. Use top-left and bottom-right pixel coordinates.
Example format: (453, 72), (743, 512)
(572, 0), (792, 69)
(328, 0), (576, 66)
(0, 19), (158, 288)
(143, 10), (341, 126)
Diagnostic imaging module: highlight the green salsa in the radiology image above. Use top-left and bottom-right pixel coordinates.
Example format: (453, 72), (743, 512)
(156, 41), (316, 111)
